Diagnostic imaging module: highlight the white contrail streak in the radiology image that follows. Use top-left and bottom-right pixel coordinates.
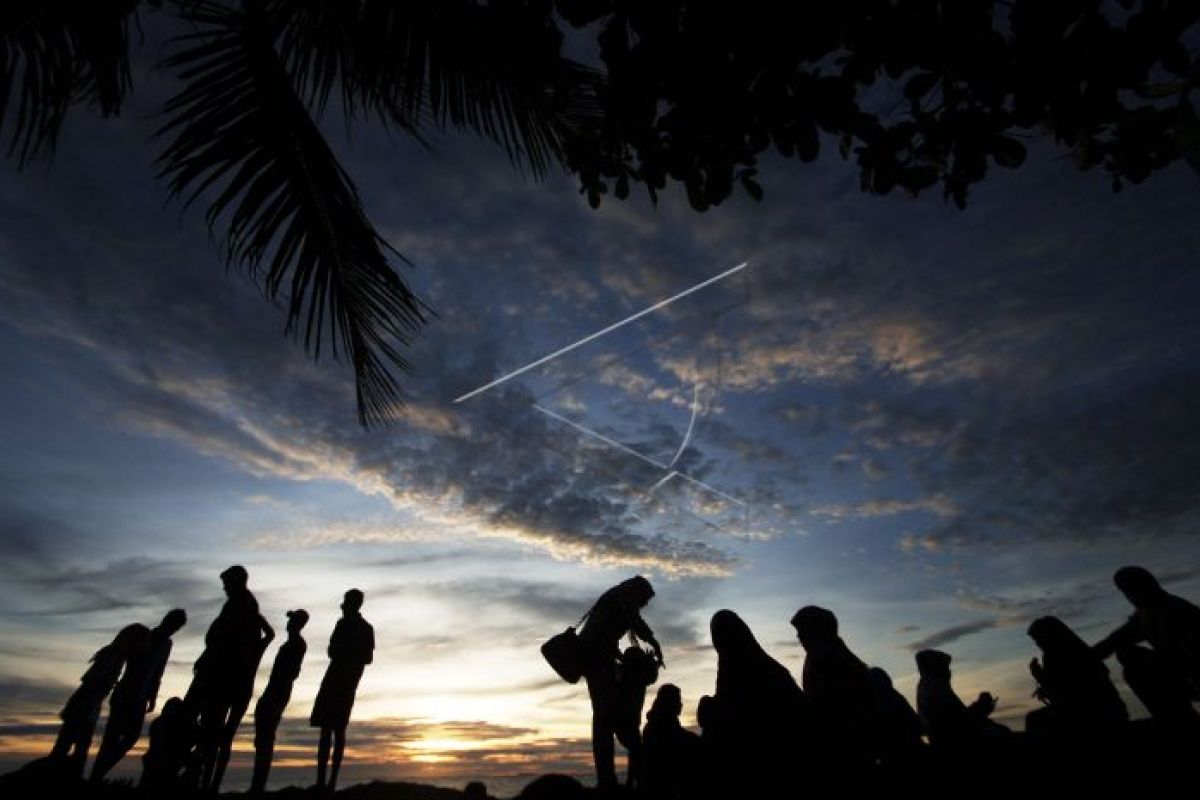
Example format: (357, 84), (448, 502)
(453, 262), (749, 403)
(533, 404), (745, 506)
(667, 383), (702, 469)
(532, 404), (668, 470)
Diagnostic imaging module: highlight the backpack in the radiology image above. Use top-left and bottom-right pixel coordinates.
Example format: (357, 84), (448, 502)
(542, 610), (591, 684)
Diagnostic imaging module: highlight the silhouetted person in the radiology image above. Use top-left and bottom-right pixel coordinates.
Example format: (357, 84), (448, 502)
(187, 565), (274, 792)
(1116, 644), (1200, 728)
(312, 588), (374, 792)
(251, 609), (309, 793)
(865, 666), (925, 770)
(578, 575), (664, 793)
(706, 609), (810, 795)
(91, 608), (187, 781)
(140, 697), (194, 794)
(915, 649), (1007, 750)
(791, 605), (873, 764)
(642, 683), (701, 799)
(1094, 566), (1200, 699)
(614, 644), (657, 789)
(1026, 616), (1127, 738)
(52, 623), (150, 778)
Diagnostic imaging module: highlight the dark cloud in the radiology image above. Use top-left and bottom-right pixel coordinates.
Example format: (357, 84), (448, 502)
(906, 619), (999, 652)
(16, 557), (211, 619)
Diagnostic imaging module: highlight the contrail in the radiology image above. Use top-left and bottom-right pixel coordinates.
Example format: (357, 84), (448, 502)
(533, 404), (745, 506)
(454, 262), (749, 403)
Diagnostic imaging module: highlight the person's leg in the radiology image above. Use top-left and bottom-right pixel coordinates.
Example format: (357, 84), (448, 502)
(316, 727), (332, 788)
(70, 714), (99, 778)
(91, 705), (139, 781)
(329, 727), (346, 791)
(251, 714), (277, 794)
(51, 720), (75, 759)
(586, 660), (619, 790)
(211, 695), (248, 791)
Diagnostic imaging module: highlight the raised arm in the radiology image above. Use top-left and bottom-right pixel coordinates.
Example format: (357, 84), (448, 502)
(1092, 616), (1145, 660)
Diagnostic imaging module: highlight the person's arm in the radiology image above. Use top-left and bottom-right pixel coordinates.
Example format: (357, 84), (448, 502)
(1092, 616), (1144, 660)
(145, 640), (171, 713)
(363, 624), (375, 665)
(632, 614), (664, 667)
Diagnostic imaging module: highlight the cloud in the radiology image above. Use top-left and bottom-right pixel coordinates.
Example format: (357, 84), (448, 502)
(813, 495), (957, 521)
(905, 619), (999, 651)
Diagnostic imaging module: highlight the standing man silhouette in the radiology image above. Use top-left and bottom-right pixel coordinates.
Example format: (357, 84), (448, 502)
(187, 565), (274, 792)
(579, 576), (664, 793)
(311, 589), (374, 792)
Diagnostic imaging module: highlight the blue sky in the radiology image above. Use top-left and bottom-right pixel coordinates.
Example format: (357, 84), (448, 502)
(2, 41), (1200, 793)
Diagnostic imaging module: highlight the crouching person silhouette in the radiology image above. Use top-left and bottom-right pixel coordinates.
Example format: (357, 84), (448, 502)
(579, 576), (664, 793)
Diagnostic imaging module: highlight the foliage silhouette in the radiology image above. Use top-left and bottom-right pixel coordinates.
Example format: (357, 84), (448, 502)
(2, 1), (1198, 424)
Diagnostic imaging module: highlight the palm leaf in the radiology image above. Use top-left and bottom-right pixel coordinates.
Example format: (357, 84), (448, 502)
(0, 0), (139, 164)
(158, 0), (426, 426)
(270, 0), (604, 177)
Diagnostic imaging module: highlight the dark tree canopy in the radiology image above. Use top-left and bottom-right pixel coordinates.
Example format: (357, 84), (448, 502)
(2, 0), (1198, 425)
(557, 0), (1200, 210)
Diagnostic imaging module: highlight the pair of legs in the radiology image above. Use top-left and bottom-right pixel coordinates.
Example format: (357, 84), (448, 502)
(51, 715), (98, 778)
(316, 726), (347, 791)
(90, 703), (145, 781)
(585, 656), (642, 791)
(251, 708), (282, 793)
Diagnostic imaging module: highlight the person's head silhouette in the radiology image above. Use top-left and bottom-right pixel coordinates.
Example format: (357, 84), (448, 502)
(621, 575), (655, 608)
(287, 609), (309, 634)
(790, 605), (838, 648)
(342, 588), (364, 613)
(915, 649), (953, 680)
(1113, 566), (1164, 607)
(160, 608), (187, 635)
(220, 565), (249, 596)
(649, 683), (684, 719)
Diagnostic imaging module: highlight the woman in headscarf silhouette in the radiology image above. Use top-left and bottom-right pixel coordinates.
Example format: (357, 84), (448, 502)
(578, 576), (663, 792)
(705, 609), (810, 795)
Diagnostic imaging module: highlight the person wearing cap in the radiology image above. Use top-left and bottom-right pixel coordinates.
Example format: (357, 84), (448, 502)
(251, 609), (309, 793)
(311, 589), (374, 792)
(1093, 565), (1200, 698)
(91, 608), (188, 781)
(578, 576), (664, 792)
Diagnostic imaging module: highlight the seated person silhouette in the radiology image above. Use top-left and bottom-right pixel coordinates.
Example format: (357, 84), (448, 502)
(1026, 616), (1128, 738)
(52, 623), (150, 778)
(706, 609), (810, 795)
(915, 649), (1008, 754)
(791, 605), (873, 765)
(1094, 566), (1200, 701)
(140, 697), (195, 793)
(865, 666), (925, 770)
(641, 683), (701, 799)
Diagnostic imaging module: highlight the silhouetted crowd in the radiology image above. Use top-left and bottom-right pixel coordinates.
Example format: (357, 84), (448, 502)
(561, 567), (1200, 798)
(47, 566), (373, 795)
(28, 563), (1200, 798)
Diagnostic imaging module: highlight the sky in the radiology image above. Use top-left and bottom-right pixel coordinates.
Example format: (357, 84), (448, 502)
(2, 25), (1200, 798)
